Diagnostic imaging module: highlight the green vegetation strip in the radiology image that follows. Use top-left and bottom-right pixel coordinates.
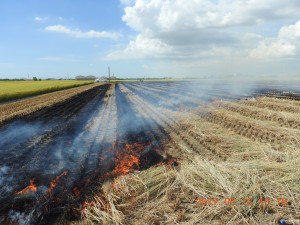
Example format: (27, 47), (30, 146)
(0, 80), (94, 103)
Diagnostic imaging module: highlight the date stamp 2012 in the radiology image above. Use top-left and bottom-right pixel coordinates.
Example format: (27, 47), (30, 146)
(196, 197), (288, 206)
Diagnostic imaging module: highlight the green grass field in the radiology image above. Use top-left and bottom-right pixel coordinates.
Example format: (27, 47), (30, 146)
(0, 80), (94, 103)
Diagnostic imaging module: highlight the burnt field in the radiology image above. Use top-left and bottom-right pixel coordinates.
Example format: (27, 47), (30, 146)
(0, 81), (300, 224)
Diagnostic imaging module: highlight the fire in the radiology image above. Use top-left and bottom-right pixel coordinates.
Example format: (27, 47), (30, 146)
(113, 154), (140, 176)
(50, 161), (62, 169)
(247, 97), (256, 101)
(111, 143), (145, 176)
(179, 103), (187, 112)
(73, 187), (81, 198)
(213, 97), (220, 106)
(14, 179), (37, 195)
(158, 155), (180, 168)
(81, 195), (111, 213)
(48, 170), (68, 199)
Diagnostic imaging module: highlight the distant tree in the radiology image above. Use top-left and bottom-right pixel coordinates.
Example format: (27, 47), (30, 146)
(100, 76), (108, 80)
(39, 79), (42, 81)
(33, 77), (38, 81)
(86, 75), (97, 80)
(75, 75), (86, 80)
(75, 75), (96, 80)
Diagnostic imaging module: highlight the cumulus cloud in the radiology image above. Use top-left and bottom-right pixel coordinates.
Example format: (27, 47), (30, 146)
(107, 34), (173, 59)
(250, 20), (300, 59)
(106, 34), (234, 60)
(45, 25), (120, 40)
(250, 40), (296, 59)
(108, 0), (300, 60)
(278, 20), (300, 41)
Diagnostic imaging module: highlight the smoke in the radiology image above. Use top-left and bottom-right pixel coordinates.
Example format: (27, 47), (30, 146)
(0, 166), (13, 188)
(7, 209), (36, 225)
(0, 80), (299, 224)
(122, 79), (300, 114)
(0, 121), (43, 149)
(0, 166), (9, 183)
(0, 86), (114, 223)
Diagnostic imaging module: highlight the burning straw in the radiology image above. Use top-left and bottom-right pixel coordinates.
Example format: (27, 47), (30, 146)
(14, 179), (37, 196)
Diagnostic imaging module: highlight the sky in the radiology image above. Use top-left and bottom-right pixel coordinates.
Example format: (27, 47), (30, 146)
(0, 0), (300, 79)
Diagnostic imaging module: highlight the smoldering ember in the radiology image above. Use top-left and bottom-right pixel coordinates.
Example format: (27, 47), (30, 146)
(0, 80), (300, 224)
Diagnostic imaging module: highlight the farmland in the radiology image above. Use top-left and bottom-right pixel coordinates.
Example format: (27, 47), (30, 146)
(0, 83), (106, 127)
(0, 80), (94, 103)
(0, 81), (299, 224)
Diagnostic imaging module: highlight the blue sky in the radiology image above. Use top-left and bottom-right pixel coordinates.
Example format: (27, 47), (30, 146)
(0, 0), (136, 78)
(0, 0), (300, 79)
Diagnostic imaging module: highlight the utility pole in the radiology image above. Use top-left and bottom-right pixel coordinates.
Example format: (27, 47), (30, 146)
(108, 66), (111, 82)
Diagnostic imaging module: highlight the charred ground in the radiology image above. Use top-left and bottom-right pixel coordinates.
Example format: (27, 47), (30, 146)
(0, 81), (299, 224)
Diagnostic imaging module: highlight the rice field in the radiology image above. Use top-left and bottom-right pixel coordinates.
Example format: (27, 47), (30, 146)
(0, 80), (94, 103)
(0, 83), (105, 127)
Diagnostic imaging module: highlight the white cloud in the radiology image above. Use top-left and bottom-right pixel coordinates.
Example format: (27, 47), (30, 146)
(37, 57), (78, 62)
(107, 34), (173, 60)
(122, 0), (300, 32)
(34, 17), (47, 22)
(106, 34), (233, 61)
(45, 25), (120, 40)
(250, 40), (296, 59)
(250, 20), (300, 59)
(278, 20), (300, 41)
(110, 0), (300, 60)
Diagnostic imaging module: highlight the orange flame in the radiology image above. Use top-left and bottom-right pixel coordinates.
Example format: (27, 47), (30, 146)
(111, 143), (145, 176)
(179, 103), (187, 112)
(99, 142), (118, 166)
(113, 154), (140, 175)
(50, 161), (62, 169)
(81, 195), (111, 213)
(73, 187), (81, 198)
(48, 170), (68, 199)
(14, 179), (37, 195)
(158, 156), (180, 168)
(213, 98), (220, 106)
